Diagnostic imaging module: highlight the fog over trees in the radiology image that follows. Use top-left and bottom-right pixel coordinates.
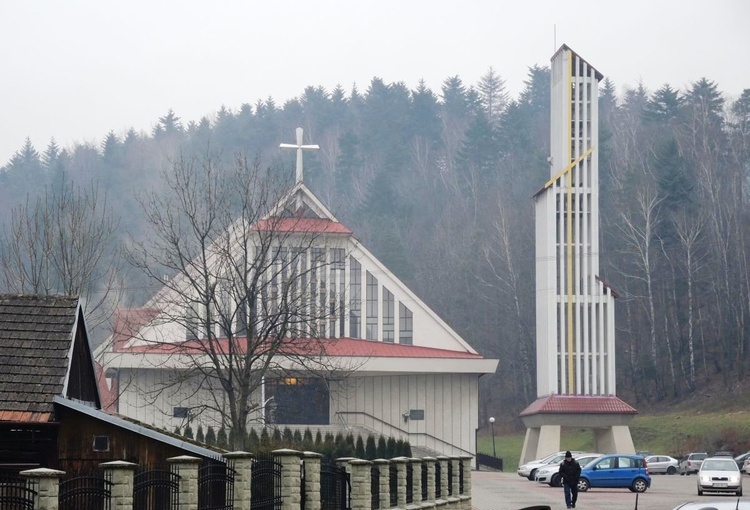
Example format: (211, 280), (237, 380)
(1, 67), (749, 421)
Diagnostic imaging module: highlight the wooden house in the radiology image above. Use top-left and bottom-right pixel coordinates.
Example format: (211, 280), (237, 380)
(0, 294), (221, 475)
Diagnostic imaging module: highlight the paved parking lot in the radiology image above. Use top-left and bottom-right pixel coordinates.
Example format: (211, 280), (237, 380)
(471, 471), (749, 510)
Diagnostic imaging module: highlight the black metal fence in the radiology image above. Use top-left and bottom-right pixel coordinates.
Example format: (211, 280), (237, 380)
(320, 460), (350, 510)
(0, 475), (37, 510)
(198, 459), (235, 510)
(134, 464), (180, 510)
(405, 463), (414, 504)
(59, 469), (112, 510)
(389, 464), (398, 507)
(459, 460), (464, 494)
(370, 465), (379, 510)
(476, 452), (504, 471)
(421, 463), (428, 500)
(251, 455), (281, 510)
(435, 462), (442, 499)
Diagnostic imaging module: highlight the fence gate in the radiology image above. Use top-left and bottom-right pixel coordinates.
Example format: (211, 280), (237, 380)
(320, 461), (350, 510)
(199, 459), (235, 510)
(59, 469), (112, 510)
(0, 475), (37, 510)
(251, 456), (281, 510)
(134, 464), (180, 510)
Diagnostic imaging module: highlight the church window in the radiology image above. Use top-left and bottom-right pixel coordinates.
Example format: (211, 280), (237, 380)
(399, 303), (413, 345)
(383, 288), (394, 342)
(366, 272), (378, 341)
(349, 257), (361, 338)
(185, 302), (201, 341)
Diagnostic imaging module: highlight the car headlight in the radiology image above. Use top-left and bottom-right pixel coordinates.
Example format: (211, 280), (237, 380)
(699, 475), (710, 483)
(729, 475), (739, 483)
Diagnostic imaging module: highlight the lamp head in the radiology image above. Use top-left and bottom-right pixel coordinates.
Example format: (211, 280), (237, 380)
(489, 417), (495, 424)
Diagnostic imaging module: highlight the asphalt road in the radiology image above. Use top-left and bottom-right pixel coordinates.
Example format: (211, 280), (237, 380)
(471, 471), (749, 510)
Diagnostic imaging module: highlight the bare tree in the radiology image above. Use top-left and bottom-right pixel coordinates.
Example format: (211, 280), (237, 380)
(122, 151), (351, 449)
(0, 176), (122, 336)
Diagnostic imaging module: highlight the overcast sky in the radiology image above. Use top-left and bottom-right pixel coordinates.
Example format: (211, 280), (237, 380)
(1, 0), (748, 166)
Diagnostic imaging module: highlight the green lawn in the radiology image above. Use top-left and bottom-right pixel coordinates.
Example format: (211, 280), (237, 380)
(477, 409), (750, 472)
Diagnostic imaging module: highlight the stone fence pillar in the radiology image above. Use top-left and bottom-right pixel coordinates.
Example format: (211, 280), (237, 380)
(421, 457), (436, 503)
(274, 448), (302, 510)
(20, 467), (65, 510)
(372, 459), (390, 510)
(393, 457), (408, 508)
(409, 457), (422, 507)
(348, 459), (372, 510)
(459, 456), (473, 510)
(224, 451), (254, 510)
(102, 461), (137, 510)
(167, 455), (202, 510)
(303, 451), (323, 510)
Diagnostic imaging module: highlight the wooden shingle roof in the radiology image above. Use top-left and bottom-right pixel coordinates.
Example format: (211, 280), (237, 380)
(0, 295), (81, 422)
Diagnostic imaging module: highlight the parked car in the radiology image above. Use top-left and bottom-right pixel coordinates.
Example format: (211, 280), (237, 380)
(576, 454), (651, 493)
(679, 453), (708, 475)
(517, 451), (583, 480)
(697, 456), (743, 496)
(674, 501), (750, 510)
(535, 453), (602, 486)
(646, 455), (679, 475)
(744, 457), (750, 475)
(734, 450), (750, 470)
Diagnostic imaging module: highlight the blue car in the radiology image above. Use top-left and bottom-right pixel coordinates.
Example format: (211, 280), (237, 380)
(577, 454), (652, 493)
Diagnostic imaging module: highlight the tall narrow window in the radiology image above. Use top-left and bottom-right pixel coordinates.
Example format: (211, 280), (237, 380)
(237, 297), (248, 337)
(185, 302), (201, 341)
(349, 257), (361, 338)
(383, 288), (394, 343)
(399, 303), (413, 345)
(331, 249), (345, 337)
(366, 272), (378, 341)
(217, 285), (232, 338)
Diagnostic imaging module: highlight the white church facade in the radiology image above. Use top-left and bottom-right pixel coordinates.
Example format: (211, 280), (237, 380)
(97, 129), (498, 460)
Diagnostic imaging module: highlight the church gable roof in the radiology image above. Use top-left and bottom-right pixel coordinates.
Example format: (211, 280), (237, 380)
(0, 294), (100, 422)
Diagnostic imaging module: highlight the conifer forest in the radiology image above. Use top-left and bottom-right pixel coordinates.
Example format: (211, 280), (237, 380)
(2, 67), (750, 420)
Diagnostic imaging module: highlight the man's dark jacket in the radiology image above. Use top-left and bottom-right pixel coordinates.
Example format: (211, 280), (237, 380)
(558, 458), (581, 486)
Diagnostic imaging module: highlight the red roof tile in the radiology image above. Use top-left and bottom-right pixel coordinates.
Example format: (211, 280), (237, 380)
(520, 394), (637, 416)
(117, 336), (482, 359)
(0, 410), (52, 422)
(253, 217), (351, 234)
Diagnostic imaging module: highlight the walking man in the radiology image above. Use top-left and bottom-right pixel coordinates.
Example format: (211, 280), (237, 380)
(558, 451), (581, 509)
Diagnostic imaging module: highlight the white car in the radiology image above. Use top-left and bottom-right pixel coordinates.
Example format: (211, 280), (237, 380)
(646, 455), (680, 475)
(674, 501), (750, 510)
(517, 451), (583, 480)
(697, 456), (743, 496)
(535, 453), (602, 486)
(744, 457), (750, 474)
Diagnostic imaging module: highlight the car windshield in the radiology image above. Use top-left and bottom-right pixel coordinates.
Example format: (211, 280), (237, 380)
(702, 459), (737, 471)
(692, 453), (708, 460)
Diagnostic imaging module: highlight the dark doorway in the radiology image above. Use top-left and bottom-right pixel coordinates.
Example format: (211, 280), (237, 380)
(267, 378), (329, 425)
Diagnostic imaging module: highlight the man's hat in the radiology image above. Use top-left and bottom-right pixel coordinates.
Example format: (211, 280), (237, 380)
(565, 451), (572, 458)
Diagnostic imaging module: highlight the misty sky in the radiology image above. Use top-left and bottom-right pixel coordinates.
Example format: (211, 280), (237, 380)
(1, 0), (748, 166)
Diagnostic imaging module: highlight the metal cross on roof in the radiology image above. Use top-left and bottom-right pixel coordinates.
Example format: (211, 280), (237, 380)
(279, 127), (319, 185)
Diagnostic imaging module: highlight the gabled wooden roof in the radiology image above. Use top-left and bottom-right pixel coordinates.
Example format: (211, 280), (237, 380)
(0, 294), (99, 422)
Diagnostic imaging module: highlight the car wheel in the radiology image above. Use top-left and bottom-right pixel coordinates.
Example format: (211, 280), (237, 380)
(550, 474), (561, 487)
(680, 471), (685, 476)
(577, 478), (590, 492)
(697, 488), (703, 496)
(667, 466), (676, 475)
(632, 478), (648, 493)
(528, 469), (537, 481)
(738, 488), (743, 497)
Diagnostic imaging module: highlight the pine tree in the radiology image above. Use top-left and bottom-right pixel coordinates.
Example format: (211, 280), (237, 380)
(206, 426), (217, 445)
(196, 425), (205, 443)
(477, 67), (509, 125)
(217, 428), (228, 448)
(377, 436), (387, 458)
(355, 435), (366, 459)
(184, 424), (193, 439)
(365, 435), (377, 460)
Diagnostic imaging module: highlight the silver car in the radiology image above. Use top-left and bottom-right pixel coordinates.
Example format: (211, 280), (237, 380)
(646, 455), (679, 475)
(535, 453), (601, 486)
(697, 456), (743, 496)
(679, 452), (708, 475)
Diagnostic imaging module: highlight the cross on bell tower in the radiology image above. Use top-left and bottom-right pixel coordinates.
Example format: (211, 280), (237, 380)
(279, 127), (320, 185)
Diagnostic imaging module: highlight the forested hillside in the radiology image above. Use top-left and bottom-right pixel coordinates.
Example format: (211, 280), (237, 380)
(1, 66), (749, 420)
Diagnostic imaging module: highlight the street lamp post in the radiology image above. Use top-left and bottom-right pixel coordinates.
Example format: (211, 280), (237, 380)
(489, 417), (496, 458)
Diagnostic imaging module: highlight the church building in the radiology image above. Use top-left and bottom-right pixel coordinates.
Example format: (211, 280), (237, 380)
(97, 128), (498, 460)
